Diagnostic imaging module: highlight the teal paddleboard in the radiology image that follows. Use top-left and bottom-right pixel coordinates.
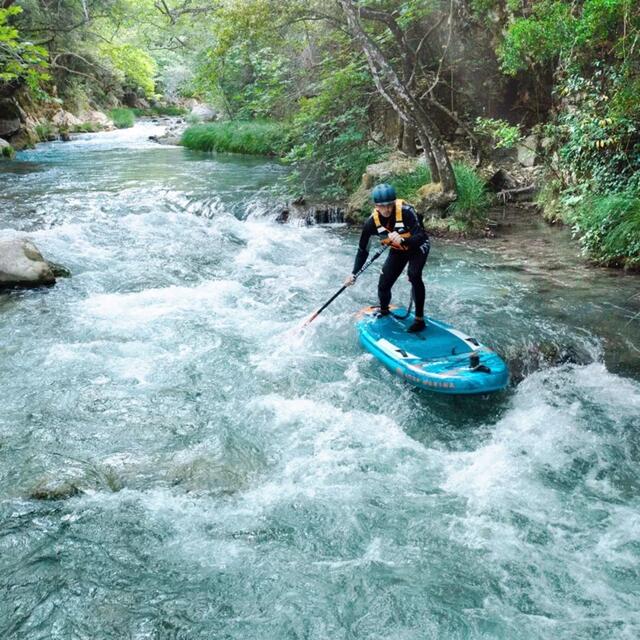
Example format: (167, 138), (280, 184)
(355, 306), (509, 394)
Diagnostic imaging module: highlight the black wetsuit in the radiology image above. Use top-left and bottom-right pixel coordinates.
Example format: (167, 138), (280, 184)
(353, 203), (430, 317)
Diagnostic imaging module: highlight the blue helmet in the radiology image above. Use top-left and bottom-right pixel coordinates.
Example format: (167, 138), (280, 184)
(371, 183), (396, 205)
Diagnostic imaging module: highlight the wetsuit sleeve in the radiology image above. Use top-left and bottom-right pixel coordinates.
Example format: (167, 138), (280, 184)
(400, 205), (427, 250)
(353, 217), (375, 274)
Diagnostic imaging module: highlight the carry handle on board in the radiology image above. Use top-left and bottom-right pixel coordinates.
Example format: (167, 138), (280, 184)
(300, 244), (388, 329)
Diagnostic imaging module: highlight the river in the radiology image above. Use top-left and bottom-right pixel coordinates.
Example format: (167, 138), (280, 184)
(1, 123), (639, 639)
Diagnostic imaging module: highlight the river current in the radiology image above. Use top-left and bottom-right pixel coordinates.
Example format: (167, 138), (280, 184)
(1, 123), (639, 639)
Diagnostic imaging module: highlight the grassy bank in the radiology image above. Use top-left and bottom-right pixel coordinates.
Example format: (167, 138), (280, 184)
(570, 191), (640, 268)
(539, 185), (640, 268)
(110, 108), (136, 129)
(181, 121), (291, 156)
(132, 106), (187, 117)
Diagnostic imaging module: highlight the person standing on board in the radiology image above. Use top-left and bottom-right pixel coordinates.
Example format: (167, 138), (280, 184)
(345, 183), (430, 333)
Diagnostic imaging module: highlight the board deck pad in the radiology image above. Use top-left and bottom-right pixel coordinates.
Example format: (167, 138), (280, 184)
(355, 306), (509, 394)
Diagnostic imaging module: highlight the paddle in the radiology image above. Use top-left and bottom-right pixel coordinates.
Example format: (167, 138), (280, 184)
(300, 244), (388, 329)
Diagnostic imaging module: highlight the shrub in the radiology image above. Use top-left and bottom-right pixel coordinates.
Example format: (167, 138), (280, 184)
(1, 144), (15, 158)
(570, 190), (640, 268)
(448, 163), (491, 222)
(110, 108), (136, 129)
(387, 163), (489, 225)
(392, 165), (432, 201)
(35, 123), (54, 140)
(181, 121), (291, 156)
(73, 122), (99, 133)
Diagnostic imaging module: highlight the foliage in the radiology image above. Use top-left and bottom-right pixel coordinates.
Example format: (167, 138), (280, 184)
(498, 1), (576, 75)
(386, 163), (489, 225)
(35, 123), (54, 140)
(181, 121), (292, 156)
(448, 164), (491, 222)
(192, 0), (299, 120)
(474, 117), (522, 149)
(492, 0), (640, 264)
(285, 61), (387, 198)
(110, 108), (136, 129)
(1, 143), (15, 158)
(99, 43), (157, 96)
(392, 165), (432, 201)
(570, 189), (640, 267)
(0, 6), (48, 89)
(551, 67), (640, 194)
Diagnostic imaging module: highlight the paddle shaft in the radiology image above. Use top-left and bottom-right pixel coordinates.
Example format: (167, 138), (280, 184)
(302, 245), (388, 327)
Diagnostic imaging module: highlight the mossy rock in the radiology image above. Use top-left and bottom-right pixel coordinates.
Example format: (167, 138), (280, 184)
(347, 151), (421, 221)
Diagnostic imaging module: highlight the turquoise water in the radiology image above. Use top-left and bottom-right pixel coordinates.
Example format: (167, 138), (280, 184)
(1, 123), (639, 639)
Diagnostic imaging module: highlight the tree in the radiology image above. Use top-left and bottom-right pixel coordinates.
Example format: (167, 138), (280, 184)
(338, 0), (457, 204)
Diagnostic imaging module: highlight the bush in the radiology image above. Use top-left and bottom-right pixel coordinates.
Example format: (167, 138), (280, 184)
(110, 108), (136, 129)
(181, 121), (291, 156)
(448, 163), (491, 222)
(392, 165), (432, 201)
(35, 123), (54, 141)
(387, 163), (489, 225)
(1, 144), (15, 158)
(570, 190), (640, 268)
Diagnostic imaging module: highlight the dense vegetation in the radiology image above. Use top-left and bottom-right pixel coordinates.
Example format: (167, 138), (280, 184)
(182, 121), (291, 156)
(1, 0), (638, 265)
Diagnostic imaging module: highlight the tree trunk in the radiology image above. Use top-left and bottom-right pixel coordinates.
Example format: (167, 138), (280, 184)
(402, 122), (418, 156)
(338, 0), (457, 202)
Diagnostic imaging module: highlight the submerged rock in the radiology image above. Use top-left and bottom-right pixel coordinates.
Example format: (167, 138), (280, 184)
(30, 478), (81, 501)
(508, 342), (594, 384)
(0, 238), (57, 288)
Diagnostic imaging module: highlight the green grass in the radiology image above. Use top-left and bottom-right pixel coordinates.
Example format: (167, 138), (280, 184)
(388, 162), (489, 225)
(110, 108), (136, 129)
(1, 144), (15, 159)
(570, 190), (640, 268)
(132, 105), (187, 117)
(35, 123), (55, 141)
(181, 121), (291, 156)
(448, 163), (491, 222)
(393, 164), (432, 201)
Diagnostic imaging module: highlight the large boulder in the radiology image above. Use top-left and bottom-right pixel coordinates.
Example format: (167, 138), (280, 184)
(51, 109), (82, 129)
(83, 110), (114, 130)
(189, 103), (217, 122)
(517, 134), (538, 167)
(0, 238), (56, 288)
(0, 99), (21, 138)
(347, 151), (421, 218)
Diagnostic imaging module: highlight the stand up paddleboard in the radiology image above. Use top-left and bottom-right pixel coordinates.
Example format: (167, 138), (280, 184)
(356, 306), (509, 394)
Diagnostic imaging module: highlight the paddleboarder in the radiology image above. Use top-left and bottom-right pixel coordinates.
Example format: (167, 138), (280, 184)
(345, 183), (430, 333)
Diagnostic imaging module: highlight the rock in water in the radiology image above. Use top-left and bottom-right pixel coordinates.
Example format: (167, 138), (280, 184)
(30, 478), (81, 501)
(0, 238), (57, 288)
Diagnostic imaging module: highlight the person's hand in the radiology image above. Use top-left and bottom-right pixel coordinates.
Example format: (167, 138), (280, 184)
(344, 274), (356, 286)
(387, 231), (403, 247)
